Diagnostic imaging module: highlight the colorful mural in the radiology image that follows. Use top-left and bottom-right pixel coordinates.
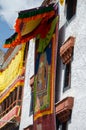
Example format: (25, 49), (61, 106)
(34, 42), (52, 115)
(32, 3), (59, 130)
(34, 32), (58, 130)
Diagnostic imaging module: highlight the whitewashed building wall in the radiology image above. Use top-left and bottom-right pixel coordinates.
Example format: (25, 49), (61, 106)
(59, 0), (86, 130)
(19, 40), (35, 130)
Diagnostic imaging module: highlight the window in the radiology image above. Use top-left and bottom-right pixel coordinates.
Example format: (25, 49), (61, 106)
(10, 92), (13, 105)
(56, 117), (68, 130)
(18, 86), (23, 100)
(29, 91), (33, 115)
(3, 99), (6, 111)
(65, 0), (77, 21)
(14, 88), (17, 101)
(63, 62), (71, 91)
(62, 122), (68, 130)
(6, 97), (9, 112)
(13, 88), (17, 106)
(0, 86), (23, 118)
(29, 75), (34, 115)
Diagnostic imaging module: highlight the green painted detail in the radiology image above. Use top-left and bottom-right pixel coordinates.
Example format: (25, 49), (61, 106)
(37, 16), (58, 53)
(18, 4), (54, 19)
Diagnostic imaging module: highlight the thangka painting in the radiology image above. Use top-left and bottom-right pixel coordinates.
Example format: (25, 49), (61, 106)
(34, 31), (58, 130)
(34, 41), (52, 116)
(33, 4), (59, 130)
(34, 32), (58, 120)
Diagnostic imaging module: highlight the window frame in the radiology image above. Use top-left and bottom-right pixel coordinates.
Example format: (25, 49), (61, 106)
(63, 61), (71, 92)
(65, 0), (77, 22)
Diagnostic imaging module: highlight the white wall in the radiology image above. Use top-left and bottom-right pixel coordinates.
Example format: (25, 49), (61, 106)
(19, 40), (35, 130)
(60, 0), (86, 130)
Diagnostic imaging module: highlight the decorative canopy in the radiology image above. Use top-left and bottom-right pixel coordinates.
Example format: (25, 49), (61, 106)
(55, 97), (74, 123)
(4, 33), (18, 48)
(60, 36), (75, 64)
(15, 3), (55, 34)
(3, 4), (57, 48)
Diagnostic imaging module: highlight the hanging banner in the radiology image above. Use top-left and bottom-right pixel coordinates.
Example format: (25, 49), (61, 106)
(33, 13), (59, 130)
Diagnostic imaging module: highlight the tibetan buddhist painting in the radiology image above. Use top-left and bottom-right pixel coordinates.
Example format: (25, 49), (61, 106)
(33, 4), (59, 130)
(34, 42), (52, 116)
(34, 31), (58, 130)
(34, 32), (58, 124)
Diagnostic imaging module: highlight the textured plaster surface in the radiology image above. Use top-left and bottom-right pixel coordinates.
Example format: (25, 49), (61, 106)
(19, 40), (35, 130)
(60, 0), (86, 130)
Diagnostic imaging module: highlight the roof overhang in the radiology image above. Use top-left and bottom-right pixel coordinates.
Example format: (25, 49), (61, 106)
(55, 97), (74, 123)
(60, 36), (75, 64)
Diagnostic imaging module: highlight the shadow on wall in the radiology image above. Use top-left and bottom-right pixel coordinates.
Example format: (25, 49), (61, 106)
(55, 23), (66, 102)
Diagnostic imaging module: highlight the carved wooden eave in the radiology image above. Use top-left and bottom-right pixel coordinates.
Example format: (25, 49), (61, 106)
(60, 36), (75, 64)
(55, 97), (74, 123)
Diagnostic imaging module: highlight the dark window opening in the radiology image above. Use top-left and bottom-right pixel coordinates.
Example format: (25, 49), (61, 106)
(29, 91), (33, 115)
(0, 123), (19, 130)
(62, 122), (68, 130)
(14, 88), (17, 101)
(63, 62), (71, 91)
(56, 117), (68, 130)
(6, 97), (9, 112)
(10, 92), (13, 105)
(4, 99), (6, 111)
(65, 0), (77, 21)
(18, 86), (23, 100)
(29, 75), (34, 115)
(0, 86), (23, 117)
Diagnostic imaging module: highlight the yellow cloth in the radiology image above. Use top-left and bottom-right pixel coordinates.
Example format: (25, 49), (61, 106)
(21, 18), (42, 36)
(0, 79), (24, 103)
(0, 44), (25, 92)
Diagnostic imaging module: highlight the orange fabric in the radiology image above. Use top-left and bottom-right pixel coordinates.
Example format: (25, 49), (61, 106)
(4, 14), (55, 48)
(14, 11), (55, 36)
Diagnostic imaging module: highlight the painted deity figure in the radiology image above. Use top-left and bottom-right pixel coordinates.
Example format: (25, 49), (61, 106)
(34, 43), (51, 113)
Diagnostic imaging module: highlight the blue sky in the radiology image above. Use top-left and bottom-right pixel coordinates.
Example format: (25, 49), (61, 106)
(0, 0), (43, 52)
(0, 17), (14, 52)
